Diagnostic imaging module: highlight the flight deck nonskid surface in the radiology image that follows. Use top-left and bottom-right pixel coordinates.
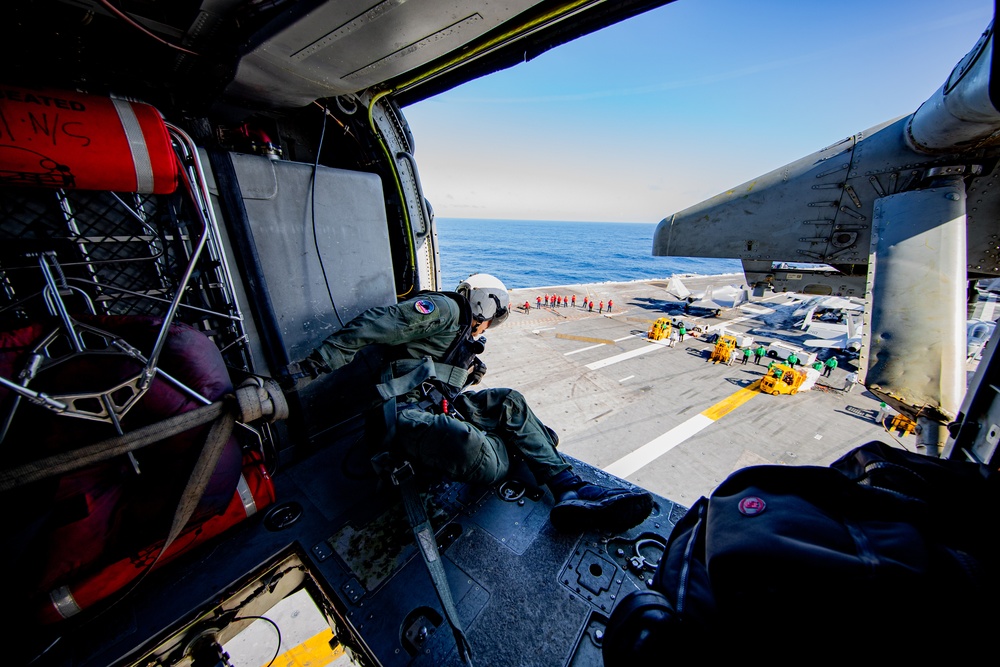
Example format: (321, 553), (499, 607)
(495, 274), (939, 508)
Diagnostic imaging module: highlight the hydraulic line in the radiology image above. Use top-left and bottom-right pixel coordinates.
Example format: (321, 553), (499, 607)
(367, 91), (417, 298)
(389, 0), (597, 96)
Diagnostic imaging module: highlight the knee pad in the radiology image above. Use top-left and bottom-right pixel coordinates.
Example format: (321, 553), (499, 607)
(502, 387), (523, 403)
(397, 409), (506, 484)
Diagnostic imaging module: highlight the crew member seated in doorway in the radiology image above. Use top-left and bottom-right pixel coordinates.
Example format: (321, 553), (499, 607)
(297, 274), (653, 533)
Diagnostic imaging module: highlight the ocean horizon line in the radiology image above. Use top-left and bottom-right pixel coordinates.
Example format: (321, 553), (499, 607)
(437, 216), (659, 226)
(434, 217), (743, 290)
(506, 271), (746, 293)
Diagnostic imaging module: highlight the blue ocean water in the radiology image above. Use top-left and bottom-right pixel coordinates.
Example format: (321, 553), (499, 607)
(436, 218), (743, 290)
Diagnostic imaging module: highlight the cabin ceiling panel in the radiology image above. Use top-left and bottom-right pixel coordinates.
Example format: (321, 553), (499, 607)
(227, 0), (541, 107)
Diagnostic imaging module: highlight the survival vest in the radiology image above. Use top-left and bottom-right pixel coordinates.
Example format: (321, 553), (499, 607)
(375, 291), (487, 414)
(319, 292), (484, 420)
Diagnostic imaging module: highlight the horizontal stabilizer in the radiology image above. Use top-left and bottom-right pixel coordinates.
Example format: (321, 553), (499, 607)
(846, 312), (858, 339)
(804, 336), (846, 349)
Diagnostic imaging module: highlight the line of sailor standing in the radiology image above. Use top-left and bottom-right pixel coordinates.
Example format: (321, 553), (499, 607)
(532, 294), (617, 312)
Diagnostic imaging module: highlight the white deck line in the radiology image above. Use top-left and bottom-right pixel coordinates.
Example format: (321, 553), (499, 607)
(565, 344), (605, 356)
(585, 344), (663, 369)
(704, 314), (757, 332)
(603, 414), (714, 478)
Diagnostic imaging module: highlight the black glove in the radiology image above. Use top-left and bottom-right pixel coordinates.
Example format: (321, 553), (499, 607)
(299, 355), (331, 378)
(466, 357), (487, 387)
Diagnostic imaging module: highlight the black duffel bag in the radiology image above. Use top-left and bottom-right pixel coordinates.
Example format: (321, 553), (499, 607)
(603, 441), (999, 663)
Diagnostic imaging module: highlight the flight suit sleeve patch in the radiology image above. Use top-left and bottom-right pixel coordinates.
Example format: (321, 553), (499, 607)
(414, 299), (436, 315)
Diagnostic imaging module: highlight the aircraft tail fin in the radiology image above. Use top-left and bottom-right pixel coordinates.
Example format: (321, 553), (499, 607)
(665, 276), (691, 300)
(846, 312), (858, 338)
(800, 306), (817, 330)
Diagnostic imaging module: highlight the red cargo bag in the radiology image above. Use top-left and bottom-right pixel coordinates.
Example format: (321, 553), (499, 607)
(0, 316), (268, 622)
(36, 449), (274, 624)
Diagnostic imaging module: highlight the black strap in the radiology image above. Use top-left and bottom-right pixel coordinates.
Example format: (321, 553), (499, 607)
(0, 380), (287, 491)
(380, 365), (398, 447)
(373, 453), (474, 665)
(30, 378), (288, 627)
(366, 294), (475, 662)
(437, 291), (474, 366)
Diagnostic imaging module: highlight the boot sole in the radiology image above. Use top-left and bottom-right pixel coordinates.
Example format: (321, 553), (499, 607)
(550, 492), (653, 533)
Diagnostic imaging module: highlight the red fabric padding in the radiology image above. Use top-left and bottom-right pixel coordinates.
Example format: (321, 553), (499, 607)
(0, 316), (245, 618)
(0, 86), (177, 193)
(34, 450), (275, 624)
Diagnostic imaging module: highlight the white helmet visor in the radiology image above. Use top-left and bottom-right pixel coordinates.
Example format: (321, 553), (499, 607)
(458, 273), (510, 327)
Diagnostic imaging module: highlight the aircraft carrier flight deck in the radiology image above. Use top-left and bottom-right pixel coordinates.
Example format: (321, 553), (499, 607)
(491, 273), (988, 508)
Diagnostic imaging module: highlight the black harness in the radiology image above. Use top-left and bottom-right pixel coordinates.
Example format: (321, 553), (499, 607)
(371, 291), (481, 665)
(383, 291), (484, 411)
(424, 291), (482, 376)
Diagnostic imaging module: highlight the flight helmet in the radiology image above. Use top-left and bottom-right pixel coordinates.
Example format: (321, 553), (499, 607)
(457, 273), (510, 327)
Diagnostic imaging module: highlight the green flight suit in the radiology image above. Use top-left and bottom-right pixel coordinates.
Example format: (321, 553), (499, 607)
(315, 292), (569, 485)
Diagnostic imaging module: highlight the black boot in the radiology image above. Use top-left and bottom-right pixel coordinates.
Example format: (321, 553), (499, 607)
(548, 472), (653, 533)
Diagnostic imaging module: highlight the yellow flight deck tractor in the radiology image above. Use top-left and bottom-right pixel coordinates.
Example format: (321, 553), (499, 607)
(709, 335), (738, 364)
(760, 363), (806, 395)
(889, 413), (917, 436)
(648, 317), (671, 341)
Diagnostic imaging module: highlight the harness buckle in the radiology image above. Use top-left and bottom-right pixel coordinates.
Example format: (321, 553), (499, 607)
(389, 460), (415, 486)
(419, 381), (447, 412)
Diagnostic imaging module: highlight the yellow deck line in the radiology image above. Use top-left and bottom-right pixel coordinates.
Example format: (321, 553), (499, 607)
(555, 333), (616, 345)
(700, 380), (761, 420)
(605, 380), (762, 478)
(269, 628), (344, 667)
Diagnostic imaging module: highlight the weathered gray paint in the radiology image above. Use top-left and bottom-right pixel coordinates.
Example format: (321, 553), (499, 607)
(228, 0), (542, 107)
(230, 153), (395, 362)
(863, 183), (967, 424)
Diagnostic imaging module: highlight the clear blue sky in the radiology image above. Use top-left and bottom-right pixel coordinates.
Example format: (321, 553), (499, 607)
(403, 0), (994, 223)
